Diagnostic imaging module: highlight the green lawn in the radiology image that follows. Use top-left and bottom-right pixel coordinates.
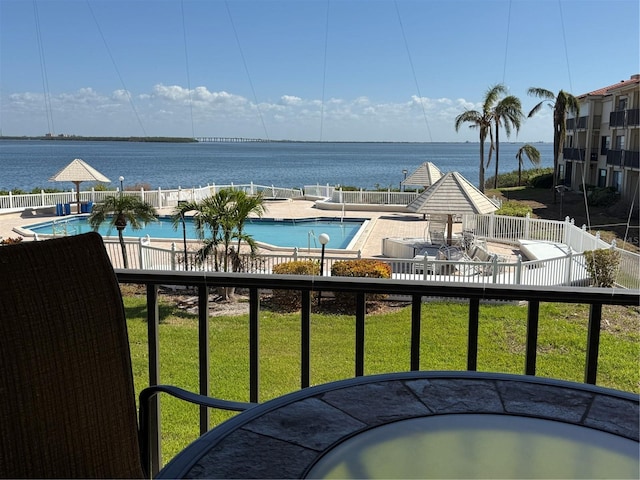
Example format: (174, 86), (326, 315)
(124, 295), (640, 466)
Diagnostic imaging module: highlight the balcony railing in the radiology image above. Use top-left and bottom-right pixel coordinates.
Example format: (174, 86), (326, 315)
(610, 110), (627, 127)
(562, 147), (586, 161)
(623, 150), (640, 169)
(607, 149), (623, 166)
(610, 109), (640, 128)
(115, 269), (639, 475)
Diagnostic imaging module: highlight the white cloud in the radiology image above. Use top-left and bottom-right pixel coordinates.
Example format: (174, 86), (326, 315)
(279, 95), (303, 106)
(1, 84), (554, 142)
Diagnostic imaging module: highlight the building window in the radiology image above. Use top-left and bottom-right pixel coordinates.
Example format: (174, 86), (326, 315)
(618, 97), (627, 111)
(598, 169), (607, 188)
(615, 135), (625, 150)
(601, 136), (610, 155)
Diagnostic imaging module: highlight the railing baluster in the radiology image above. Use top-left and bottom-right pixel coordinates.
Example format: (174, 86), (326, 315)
(355, 292), (366, 377)
(146, 283), (161, 476)
(301, 290), (311, 388)
(467, 298), (479, 371)
(525, 300), (540, 375)
(198, 285), (210, 434)
(249, 287), (260, 402)
(585, 303), (603, 385)
(410, 294), (422, 371)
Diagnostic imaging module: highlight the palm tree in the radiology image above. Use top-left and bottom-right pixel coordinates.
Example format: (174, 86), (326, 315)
(232, 190), (266, 262)
(527, 87), (580, 202)
(171, 200), (199, 269)
(489, 94), (523, 189)
(515, 144), (541, 186)
(88, 195), (157, 268)
(186, 189), (266, 272)
(455, 84), (505, 193)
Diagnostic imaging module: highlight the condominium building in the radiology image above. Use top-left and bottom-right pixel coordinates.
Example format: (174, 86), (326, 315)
(562, 74), (639, 202)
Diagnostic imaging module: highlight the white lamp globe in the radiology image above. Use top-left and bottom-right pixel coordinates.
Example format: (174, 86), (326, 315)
(319, 233), (330, 245)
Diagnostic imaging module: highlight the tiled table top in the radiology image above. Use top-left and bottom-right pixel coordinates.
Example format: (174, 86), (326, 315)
(158, 371), (639, 479)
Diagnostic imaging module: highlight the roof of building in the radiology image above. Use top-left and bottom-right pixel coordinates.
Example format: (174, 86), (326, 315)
(406, 171), (498, 216)
(580, 74), (640, 98)
(402, 161), (443, 187)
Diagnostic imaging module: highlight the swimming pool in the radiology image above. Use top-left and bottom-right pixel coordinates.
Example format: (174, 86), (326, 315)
(23, 216), (367, 250)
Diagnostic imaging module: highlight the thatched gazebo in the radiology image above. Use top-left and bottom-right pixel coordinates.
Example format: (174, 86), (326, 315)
(407, 171), (498, 245)
(49, 159), (110, 213)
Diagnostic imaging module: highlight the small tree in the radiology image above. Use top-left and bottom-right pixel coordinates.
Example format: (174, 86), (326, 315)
(583, 249), (620, 287)
(88, 195), (157, 268)
(515, 144), (541, 186)
(186, 189), (266, 300)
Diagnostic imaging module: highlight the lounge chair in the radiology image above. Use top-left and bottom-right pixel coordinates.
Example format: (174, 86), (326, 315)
(0, 232), (253, 478)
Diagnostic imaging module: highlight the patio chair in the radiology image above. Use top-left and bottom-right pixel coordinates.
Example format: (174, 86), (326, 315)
(0, 232), (252, 479)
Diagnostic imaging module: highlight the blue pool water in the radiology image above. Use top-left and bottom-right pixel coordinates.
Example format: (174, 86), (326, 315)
(25, 216), (365, 249)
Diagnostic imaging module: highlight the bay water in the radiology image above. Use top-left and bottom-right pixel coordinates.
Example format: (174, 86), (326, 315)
(0, 140), (553, 192)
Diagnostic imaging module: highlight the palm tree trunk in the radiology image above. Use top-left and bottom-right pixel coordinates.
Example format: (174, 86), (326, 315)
(494, 126), (500, 189)
(118, 229), (129, 269)
(479, 140), (485, 193)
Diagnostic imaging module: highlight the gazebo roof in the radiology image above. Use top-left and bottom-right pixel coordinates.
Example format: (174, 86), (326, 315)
(406, 171), (498, 216)
(402, 162), (442, 187)
(49, 158), (110, 183)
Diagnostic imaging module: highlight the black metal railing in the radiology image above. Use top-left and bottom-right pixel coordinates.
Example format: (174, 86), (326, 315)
(562, 147), (585, 161)
(623, 150), (640, 169)
(610, 110), (626, 127)
(609, 109), (640, 127)
(115, 270), (639, 475)
(607, 149), (623, 166)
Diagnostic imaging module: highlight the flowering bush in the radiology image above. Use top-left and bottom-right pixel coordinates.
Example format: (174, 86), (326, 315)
(331, 259), (392, 310)
(271, 260), (320, 311)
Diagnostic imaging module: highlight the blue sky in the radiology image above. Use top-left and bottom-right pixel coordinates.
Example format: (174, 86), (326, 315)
(0, 0), (637, 141)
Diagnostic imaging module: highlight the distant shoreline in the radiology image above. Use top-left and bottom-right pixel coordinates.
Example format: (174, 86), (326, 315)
(0, 136), (550, 145)
(0, 135), (197, 143)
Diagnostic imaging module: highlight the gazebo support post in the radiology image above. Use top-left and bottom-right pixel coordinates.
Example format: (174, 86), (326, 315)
(74, 181), (82, 215)
(447, 214), (453, 245)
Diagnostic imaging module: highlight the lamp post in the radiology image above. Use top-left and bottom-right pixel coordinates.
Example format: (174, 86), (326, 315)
(318, 233), (330, 305)
(119, 176), (124, 198)
(402, 169), (408, 192)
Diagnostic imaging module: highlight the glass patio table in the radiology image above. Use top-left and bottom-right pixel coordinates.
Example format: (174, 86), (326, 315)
(158, 371), (639, 479)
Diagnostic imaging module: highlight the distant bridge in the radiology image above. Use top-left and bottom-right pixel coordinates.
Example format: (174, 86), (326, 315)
(194, 137), (270, 143)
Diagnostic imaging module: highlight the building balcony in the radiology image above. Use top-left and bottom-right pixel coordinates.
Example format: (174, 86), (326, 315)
(607, 149), (623, 166)
(114, 269), (640, 475)
(610, 109), (640, 128)
(623, 150), (640, 169)
(562, 147), (586, 161)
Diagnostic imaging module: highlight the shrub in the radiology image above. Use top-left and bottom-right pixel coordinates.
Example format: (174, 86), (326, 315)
(271, 260), (320, 311)
(331, 259), (392, 310)
(495, 201), (532, 218)
(1, 237), (23, 245)
(583, 249), (620, 287)
(528, 172), (554, 188)
(587, 187), (619, 207)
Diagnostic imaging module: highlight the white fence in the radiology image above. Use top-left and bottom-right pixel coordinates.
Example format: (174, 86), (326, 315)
(101, 238), (596, 287)
(330, 190), (419, 205)
(463, 213), (638, 289)
(0, 184), (303, 213)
